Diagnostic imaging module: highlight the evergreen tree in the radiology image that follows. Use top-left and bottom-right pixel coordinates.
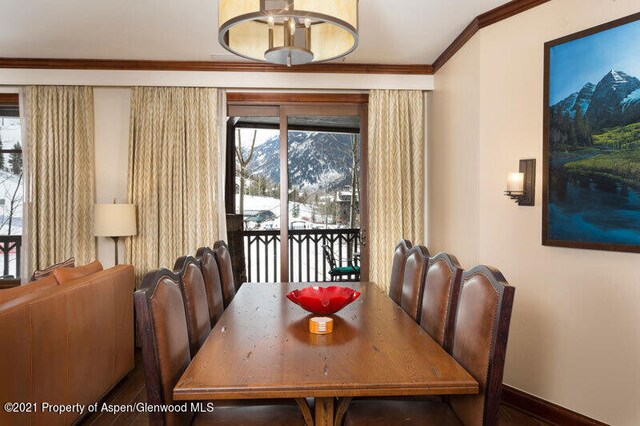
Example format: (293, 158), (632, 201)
(562, 113), (577, 147)
(9, 143), (21, 175)
(573, 106), (592, 147)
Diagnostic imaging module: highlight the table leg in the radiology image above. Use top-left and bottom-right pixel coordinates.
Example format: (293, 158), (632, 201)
(315, 397), (335, 426)
(334, 397), (352, 425)
(295, 398), (314, 426)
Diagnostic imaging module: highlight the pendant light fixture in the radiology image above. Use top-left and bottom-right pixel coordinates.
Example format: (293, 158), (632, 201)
(218, 0), (359, 66)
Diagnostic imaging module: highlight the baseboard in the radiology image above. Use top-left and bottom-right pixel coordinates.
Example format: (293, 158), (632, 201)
(502, 385), (609, 426)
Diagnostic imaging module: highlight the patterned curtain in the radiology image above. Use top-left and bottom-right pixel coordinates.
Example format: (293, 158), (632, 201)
(25, 86), (96, 274)
(368, 90), (424, 290)
(126, 87), (220, 284)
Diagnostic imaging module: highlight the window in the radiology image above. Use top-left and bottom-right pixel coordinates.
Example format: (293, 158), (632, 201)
(226, 96), (368, 283)
(0, 94), (23, 279)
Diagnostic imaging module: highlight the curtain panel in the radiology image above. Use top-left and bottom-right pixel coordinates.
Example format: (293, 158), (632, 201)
(368, 89), (424, 290)
(126, 87), (221, 283)
(25, 86), (96, 275)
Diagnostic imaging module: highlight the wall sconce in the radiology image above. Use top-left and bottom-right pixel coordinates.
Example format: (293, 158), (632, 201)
(504, 159), (536, 206)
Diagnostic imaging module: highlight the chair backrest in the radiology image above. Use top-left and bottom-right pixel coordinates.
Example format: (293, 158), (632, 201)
(213, 240), (236, 307)
(195, 246), (225, 327)
(174, 256), (212, 357)
(389, 239), (412, 304)
(399, 245), (429, 322)
(322, 245), (337, 269)
(134, 269), (193, 426)
(449, 265), (515, 426)
(419, 253), (463, 352)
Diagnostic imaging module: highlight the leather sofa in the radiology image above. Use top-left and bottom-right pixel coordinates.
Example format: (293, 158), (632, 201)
(0, 264), (135, 425)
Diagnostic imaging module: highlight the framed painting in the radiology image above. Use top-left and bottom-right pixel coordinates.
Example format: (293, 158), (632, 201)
(543, 12), (640, 252)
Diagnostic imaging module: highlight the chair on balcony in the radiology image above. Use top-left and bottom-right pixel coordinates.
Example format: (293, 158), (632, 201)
(322, 245), (360, 281)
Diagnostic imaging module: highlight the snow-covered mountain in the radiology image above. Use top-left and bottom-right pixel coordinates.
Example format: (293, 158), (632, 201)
(245, 131), (359, 191)
(552, 82), (595, 119)
(551, 70), (640, 131)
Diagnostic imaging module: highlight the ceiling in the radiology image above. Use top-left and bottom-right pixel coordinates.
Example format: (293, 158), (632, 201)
(0, 0), (510, 65)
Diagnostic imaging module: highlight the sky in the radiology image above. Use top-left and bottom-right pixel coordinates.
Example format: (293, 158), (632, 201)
(237, 128), (278, 148)
(549, 18), (640, 105)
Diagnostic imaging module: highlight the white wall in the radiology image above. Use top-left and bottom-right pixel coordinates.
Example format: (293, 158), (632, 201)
(428, 1), (640, 424)
(93, 88), (131, 267)
(427, 36), (481, 267)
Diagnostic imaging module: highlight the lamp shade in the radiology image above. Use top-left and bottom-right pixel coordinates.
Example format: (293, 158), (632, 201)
(94, 204), (137, 237)
(507, 173), (525, 193)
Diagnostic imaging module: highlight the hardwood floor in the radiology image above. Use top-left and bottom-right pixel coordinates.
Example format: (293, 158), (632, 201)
(80, 350), (549, 426)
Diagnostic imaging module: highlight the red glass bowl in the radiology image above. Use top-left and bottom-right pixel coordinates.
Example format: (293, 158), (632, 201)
(286, 286), (361, 315)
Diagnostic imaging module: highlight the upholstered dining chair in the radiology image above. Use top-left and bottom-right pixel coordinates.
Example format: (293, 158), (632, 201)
(388, 239), (412, 304)
(419, 253), (463, 353)
(213, 241), (237, 308)
(173, 256), (212, 357)
(134, 269), (307, 426)
(342, 265), (516, 426)
(195, 247), (225, 327)
(399, 245), (430, 322)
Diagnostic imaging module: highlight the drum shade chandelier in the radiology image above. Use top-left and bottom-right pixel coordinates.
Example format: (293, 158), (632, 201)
(218, 0), (359, 66)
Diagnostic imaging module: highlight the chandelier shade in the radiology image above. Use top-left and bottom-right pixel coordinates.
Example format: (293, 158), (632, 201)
(218, 0), (359, 66)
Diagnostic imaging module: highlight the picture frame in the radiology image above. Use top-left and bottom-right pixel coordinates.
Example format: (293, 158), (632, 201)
(543, 11), (640, 252)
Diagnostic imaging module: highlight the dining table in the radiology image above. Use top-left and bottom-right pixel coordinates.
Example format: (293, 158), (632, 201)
(173, 282), (478, 426)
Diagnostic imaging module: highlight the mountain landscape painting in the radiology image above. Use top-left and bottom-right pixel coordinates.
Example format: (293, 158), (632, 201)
(544, 14), (640, 251)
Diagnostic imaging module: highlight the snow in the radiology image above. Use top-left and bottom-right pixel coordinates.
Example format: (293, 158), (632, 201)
(0, 116), (23, 278)
(0, 119), (21, 148)
(621, 88), (640, 111)
(238, 194), (360, 282)
(609, 70), (628, 83)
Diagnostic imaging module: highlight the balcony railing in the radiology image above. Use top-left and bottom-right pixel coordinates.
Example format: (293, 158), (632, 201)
(244, 228), (360, 283)
(0, 235), (21, 278)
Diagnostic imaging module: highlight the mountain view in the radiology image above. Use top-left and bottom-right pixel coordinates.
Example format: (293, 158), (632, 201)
(247, 131), (360, 191)
(236, 129), (361, 231)
(548, 68), (640, 245)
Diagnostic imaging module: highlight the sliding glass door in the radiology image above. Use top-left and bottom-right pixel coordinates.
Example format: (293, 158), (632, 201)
(227, 100), (368, 283)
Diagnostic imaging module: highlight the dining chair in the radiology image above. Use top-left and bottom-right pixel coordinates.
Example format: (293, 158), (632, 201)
(419, 253), (463, 353)
(195, 246), (225, 327)
(134, 269), (307, 426)
(388, 239), (412, 304)
(342, 265), (515, 426)
(174, 256), (212, 357)
(213, 241), (237, 308)
(399, 245), (430, 322)
(322, 244), (360, 281)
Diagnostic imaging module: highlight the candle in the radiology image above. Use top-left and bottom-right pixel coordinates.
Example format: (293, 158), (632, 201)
(507, 172), (524, 193)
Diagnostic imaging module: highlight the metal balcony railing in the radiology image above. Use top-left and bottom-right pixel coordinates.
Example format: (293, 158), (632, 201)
(244, 228), (360, 283)
(0, 235), (21, 278)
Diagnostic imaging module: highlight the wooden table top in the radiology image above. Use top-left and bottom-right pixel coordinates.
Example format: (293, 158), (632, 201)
(173, 282), (478, 401)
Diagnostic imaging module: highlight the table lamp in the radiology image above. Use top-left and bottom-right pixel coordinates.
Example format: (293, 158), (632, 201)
(94, 201), (137, 265)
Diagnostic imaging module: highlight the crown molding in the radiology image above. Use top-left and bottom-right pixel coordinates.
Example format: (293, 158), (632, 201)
(433, 0), (551, 72)
(0, 57), (432, 75)
(0, 0), (550, 77)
